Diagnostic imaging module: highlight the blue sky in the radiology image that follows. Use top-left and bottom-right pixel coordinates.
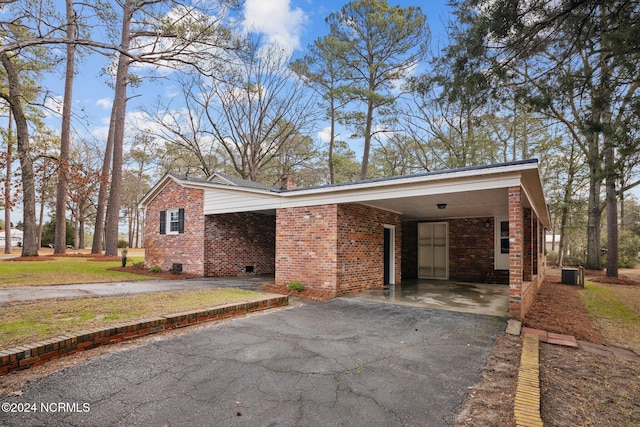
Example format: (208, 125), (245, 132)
(1, 1), (451, 228)
(42, 0), (452, 154)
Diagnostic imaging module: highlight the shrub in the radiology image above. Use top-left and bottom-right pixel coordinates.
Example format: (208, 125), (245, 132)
(287, 281), (304, 292)
(546, 250), (558, 266)
(149, 266), (162, 273)
(563, 253), (586, 267)
(133, 261), (145, 268)
(619, 231), (640, 268)
(117, 240), (129, 248)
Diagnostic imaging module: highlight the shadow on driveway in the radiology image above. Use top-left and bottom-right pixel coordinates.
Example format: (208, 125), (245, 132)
(1, 299), (505, 426)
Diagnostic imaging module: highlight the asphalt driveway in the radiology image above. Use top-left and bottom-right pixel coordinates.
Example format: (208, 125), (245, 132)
(0, 299), (505, 426)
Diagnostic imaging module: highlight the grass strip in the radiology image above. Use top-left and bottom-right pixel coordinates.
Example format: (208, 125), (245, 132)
(0, 257), (148, 287)
(0, 288), (260, 349)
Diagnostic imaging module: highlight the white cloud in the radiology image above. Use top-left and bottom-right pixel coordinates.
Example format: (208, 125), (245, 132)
(317, 126), (331, 143)
(243, 0), (307, 52)
(44, 95), (63, 118)
(96, 98), (112, 110)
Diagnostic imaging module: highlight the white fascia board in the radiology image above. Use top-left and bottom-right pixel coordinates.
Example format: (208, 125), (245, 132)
(280, 162), (536, 198)
(521, 173), (552, 228)
(203, 187), (280, 214)
(275, 174), (523, 209)
(201, 171), (526, 215)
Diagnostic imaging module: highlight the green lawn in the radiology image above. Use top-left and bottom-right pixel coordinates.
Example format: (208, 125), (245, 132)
(580, 281), (640, 323)
(0, 288), (262, 349)
(0, 256), (149, 287)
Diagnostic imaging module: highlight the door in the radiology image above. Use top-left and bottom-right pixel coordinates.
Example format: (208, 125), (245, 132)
(383, 225), (395, 285)
(418, 222), (448, 279)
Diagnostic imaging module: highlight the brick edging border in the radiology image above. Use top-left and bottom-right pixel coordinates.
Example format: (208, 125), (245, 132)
(0, 295), (288, 376)
(514, 333), (544, 427)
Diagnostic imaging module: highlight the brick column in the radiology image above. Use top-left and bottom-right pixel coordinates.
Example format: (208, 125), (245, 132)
(509, 186), (524, 319)
(275, 205), (339, 295)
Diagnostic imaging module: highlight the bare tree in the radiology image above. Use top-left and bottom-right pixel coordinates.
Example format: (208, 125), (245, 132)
(94, 0), (236, 256)
(201, 38), (318, 181)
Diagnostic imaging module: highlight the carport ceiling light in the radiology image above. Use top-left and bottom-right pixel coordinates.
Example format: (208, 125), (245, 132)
(437, 203), (447, 209)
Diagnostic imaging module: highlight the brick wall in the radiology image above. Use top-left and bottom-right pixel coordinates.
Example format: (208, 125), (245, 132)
(401, 218), (508, 284)
(144, 181), (205, 275)
(336, 204), (401, 295)
(401, 221), (418, 280)
(524, 208), (533, 281)
(275, 205), (339, 294)
(449, 217), (508, 284)
(275, 203), (401, 296)
(509, 186), (524, 319)
(204, 213), (276, 277)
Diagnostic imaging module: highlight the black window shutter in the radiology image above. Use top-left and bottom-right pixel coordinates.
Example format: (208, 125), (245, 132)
(178, 208), (185, 233)
(159, 210), (166, 234)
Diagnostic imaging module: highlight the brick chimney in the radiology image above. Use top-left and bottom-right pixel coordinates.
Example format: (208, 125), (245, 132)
(279, 176), (297, 190)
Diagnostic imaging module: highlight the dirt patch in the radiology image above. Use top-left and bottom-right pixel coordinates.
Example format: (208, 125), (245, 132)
(456, 334), (520, 427)
(5, 253), (121, 262)
(109, 264), (200, 280)
(260, 283), (335, 301)
(522, 273), (605, 344)
(4, 255), (57, 262)
(458, 270), (640, 427)
(585, 267), (640, 287)
(540, 343), (640, 426)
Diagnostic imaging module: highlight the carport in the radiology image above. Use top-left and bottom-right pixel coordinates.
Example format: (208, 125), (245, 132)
(140, 159), (550, 320)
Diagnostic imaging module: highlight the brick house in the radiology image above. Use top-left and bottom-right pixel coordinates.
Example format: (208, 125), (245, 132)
(139, 159), (551, 320)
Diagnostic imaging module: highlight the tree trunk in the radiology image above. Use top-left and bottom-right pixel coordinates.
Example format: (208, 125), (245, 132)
(104, 0), (133, 257)
(91, 107), (116, 254)
(78, 198), (85, 249)
(0, 53), (38, 256)
(360, 98), (374, 180)
(127, 208), (133, 248)
(4, 111), (12, 254)
(37, 185), (46, 248)
(605, 141), (618, 278)
(134, 206), (140, 248)
(74, 215), (80, 250)
(328, 97), (336, 184)
(54, 0), (77, 255)
(585, 139), (602, 270)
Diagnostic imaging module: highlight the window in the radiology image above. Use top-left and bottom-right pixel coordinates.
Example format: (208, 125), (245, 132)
(168, 209), (180, 234)
(500, 220), (509, 254)
(159, 208), (184, 235)
(494, 217), (510, 270)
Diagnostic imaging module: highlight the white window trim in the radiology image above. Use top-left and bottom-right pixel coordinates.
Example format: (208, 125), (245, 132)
(167, 208), (180, 235)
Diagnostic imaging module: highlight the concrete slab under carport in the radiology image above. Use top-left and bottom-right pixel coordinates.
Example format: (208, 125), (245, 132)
(341, 280), (510, 317)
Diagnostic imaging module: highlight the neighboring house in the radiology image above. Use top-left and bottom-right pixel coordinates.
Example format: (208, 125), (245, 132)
(0, 228), (23, 247)
(139, 159), (551, 320)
